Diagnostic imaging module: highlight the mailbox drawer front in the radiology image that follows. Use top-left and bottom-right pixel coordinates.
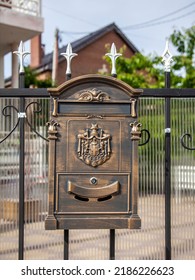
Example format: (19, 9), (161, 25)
(56, 173), (130, 214)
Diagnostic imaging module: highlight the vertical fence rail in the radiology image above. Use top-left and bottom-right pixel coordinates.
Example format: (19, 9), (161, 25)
(162, 41), (173, 260)
(61, 43), (78, 260)
(106, 43), (121, 261)
(18, 73), (25, 260)
(164, 71), (171, 260)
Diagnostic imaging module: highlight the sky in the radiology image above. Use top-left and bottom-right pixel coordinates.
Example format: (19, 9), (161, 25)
(41, 0), (195, 55)
(4, 0), (195, 77)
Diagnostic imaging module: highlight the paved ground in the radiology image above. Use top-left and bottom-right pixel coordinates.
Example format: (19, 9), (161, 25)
(0, 195), (195, 260)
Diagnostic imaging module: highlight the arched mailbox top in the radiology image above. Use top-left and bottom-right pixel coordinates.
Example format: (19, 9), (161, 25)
(47, 74), (143, 101)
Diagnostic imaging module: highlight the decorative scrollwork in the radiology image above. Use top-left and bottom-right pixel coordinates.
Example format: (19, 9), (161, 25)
(86, 115), (104, 119)
(0, 105), (19, 144)
(46, 119), (59, 140)
(139, 129), (151, 146)
(25, 101), (49, 142)
(2, 105), (19, 117)
(0, 101), (49, 144)
(181, 133), (195, 150)
(78, 88), (110, 102)
(130, 121), (142, 141)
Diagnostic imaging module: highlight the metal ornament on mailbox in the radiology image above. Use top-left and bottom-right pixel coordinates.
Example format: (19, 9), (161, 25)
(77, 123), (111, 167)
(45, 74), (142, 230)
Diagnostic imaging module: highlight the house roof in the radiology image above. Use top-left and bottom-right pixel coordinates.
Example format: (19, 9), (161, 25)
(37, 22), (139, 72)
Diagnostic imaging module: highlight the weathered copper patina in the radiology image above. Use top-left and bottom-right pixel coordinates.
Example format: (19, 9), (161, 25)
(45, 74), (142, 230)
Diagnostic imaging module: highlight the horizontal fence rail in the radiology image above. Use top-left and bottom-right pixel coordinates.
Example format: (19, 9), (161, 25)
(1, 88), (195, 98)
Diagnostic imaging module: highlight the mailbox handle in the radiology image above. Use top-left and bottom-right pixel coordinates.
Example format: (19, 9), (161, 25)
(67, 181), (120, 199)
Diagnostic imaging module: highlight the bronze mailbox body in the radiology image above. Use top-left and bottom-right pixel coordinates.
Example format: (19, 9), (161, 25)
(45, 74), (142, 230)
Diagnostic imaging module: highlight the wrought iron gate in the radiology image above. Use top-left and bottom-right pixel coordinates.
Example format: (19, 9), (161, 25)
(0, 42), (195, 260)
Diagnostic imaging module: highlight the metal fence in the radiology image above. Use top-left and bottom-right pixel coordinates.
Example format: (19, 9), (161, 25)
(0, 91), (195, 260)
(0, 42), (195, 260)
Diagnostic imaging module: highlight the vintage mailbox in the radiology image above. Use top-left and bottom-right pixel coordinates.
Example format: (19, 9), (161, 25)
(45, 74), (142, 230)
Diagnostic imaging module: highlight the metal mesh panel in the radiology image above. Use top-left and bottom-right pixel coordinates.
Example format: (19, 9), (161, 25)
(23, 98), (64, 260)
(69, 230), (109, 260)
(171, 98), (195, 259)
(115, 98), (165, 259)
(0, 98), (20, 259)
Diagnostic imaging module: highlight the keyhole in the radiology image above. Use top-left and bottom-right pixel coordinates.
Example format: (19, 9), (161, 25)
(90, 177), (98, 185)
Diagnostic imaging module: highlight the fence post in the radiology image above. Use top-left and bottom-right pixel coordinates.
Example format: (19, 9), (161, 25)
(13, 41), (30, 260)
(162, 40), (173, 260)
(61, 43), (77, 260)
(18, 73), (25, 260)
(106, 43), (122, 260)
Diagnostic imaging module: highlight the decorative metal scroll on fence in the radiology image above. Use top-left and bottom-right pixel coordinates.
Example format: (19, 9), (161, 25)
(0, 40), (195, 260)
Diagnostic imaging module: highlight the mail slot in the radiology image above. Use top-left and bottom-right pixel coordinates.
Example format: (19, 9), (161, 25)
(45, 74), (142, 230)
(58, 102), (131, 115)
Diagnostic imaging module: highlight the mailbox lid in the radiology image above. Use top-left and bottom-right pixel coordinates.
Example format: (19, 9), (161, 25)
(56, 173), (131, 214)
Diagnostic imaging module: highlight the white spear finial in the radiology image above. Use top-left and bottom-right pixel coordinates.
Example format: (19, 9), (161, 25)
(13, 41), (30, 73)
(60, 43), (78, 75)
(105, 43), (122, 76)
(161, 39), (173, 72)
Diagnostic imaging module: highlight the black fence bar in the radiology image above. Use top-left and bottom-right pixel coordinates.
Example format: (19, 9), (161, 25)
(109, 73), (117, 261)
(18, 73), (25, 260)
(64, 230), (69, 260)
(164, 72), (171, 260)
(141, 88), (195, 97)
(1, 88), (195, 98)
(110, 229), (115, 260)
(0, 88), (49, 97)
(63, 74), (72, 260)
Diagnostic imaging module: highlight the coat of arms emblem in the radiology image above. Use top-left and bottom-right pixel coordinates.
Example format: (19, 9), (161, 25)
(77, 124), (111, 167)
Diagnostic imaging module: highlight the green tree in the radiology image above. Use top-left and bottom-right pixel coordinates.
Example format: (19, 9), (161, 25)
(24, 66), (53, 88)
(114, 50), (164, 88)
(170, 25), (195, 88)
(104, 25), (195, 88)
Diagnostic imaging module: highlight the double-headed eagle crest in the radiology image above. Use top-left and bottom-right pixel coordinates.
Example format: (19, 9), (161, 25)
(77, 124), (111, 167)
